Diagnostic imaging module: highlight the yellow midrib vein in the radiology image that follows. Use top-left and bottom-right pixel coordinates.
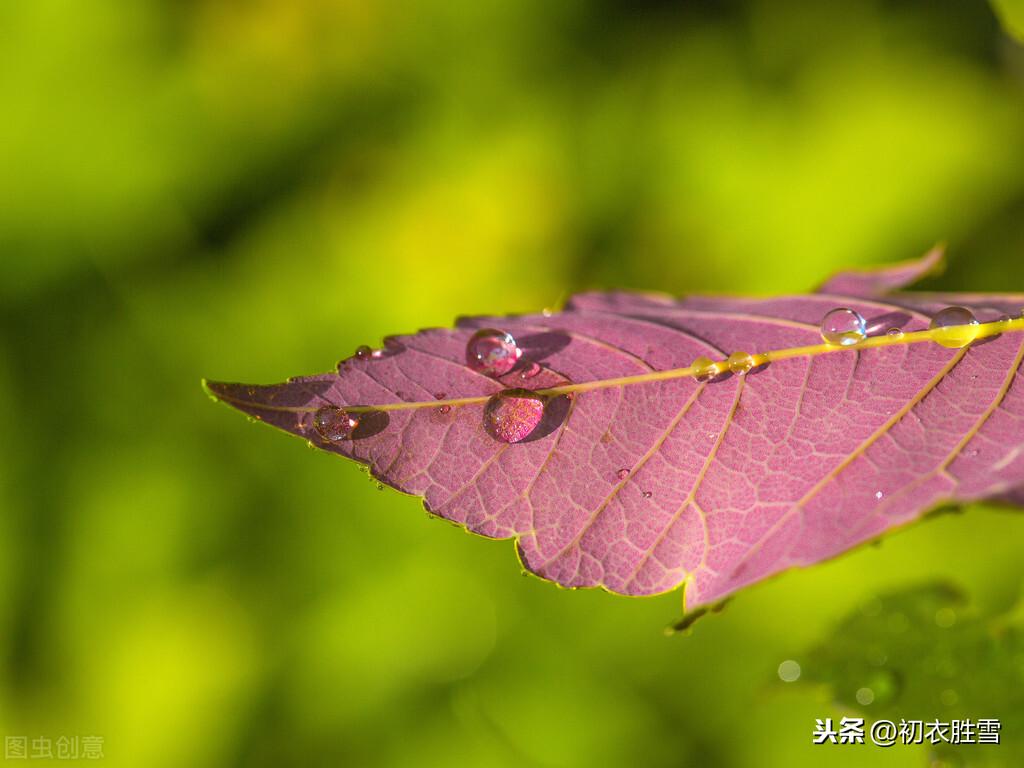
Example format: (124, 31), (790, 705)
(208, 317), (1024, 414)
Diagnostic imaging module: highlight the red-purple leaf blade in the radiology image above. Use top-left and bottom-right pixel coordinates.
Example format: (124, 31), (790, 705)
(206, 254), (1024, 610)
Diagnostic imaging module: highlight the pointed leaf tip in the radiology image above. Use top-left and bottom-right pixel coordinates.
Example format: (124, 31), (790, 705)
(818, 245), (946, 297)
(208, 256), (1024, 615)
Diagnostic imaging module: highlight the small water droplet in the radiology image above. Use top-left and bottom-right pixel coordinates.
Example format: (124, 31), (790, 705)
(466, 328), (522, 377)
(874, 490), (884, 500)
(483, 389), (545, 443)
(939, 688), (958, 706)
(519, 361), (542, 379)
(777, 659), (801, 682)
(820, 308), (867, 346)
(434, 392), (447, 400)
(541, 307), (554, 318)
(376, 482), (384, 491)
(692, 356), (727, 382)
(313, 406), (359, 441)
(855, 687), (875, 706)
(355, 345), (373, 360)
(886, 327), (904, 339)
(437, 405), (452, 415)
(935, 607), (956, 628)
(727, 351), (754, 375)
(929, 306), (979, 348)
(642, 490), (653, 499)
(616, 468), (630, 480)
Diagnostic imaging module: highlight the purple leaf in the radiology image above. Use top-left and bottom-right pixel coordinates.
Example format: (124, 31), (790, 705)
(206, 253), (1024, 611)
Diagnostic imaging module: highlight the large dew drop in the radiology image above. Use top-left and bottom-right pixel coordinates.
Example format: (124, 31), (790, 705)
(929, 306), (979, 349)
(313, 405), (359, 441)
(820, 308), (867, 346)
(483, 389), (545, 443)
(466, 328), (522, 377)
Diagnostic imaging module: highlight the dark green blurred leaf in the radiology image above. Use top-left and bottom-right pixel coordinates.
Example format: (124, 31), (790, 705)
(798, 583), (1024, 766)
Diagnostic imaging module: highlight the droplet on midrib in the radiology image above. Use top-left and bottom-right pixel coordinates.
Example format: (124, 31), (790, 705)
(929, 306), (979, 349)
(313, 405), (359, 441)
(483, 389), (545, 443)
(692, 356), (727, 383)
(727, 351), (754, 375)
(466, 328), (522, 377)
(820, 308), (867, 346)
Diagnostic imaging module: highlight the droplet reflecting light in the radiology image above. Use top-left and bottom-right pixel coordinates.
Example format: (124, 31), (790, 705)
(483, 389), (545, 443)
(929, 306), (979, 349)
(313, 406), (359, 441)
(820, 308), (867, 346)
(692, 356), (727, 382)
(466, 329), (522, 377)
(727, 351), (754, 375)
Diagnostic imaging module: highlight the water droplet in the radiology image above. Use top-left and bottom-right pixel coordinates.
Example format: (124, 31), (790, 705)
(874, 490), (884, 500)
(855, 687), (875, 706)
(727, 351), (754, 375)
(434, 392), (447, 400)
(692, 356), (727, 382)
(929, 306), (979, 348)
(820, 308), (867, 346)
(777, 659), (801, 682)
(616, 468), (630, 480)
(642, 490), (653, 499)
(376, 482), (384, 491)
(437, 405), (452, 415)
(482, 389), (545, 443)
(886, 327), (904, 339)
(466, 328), (522, 377)
(519, 361), (542, 379)
(939, 688), (958, 706)
(541, 307), (554, 318)
(313, 406), (359, 441)
(355, 345), (373, 360)
(935, 607), (956, 628)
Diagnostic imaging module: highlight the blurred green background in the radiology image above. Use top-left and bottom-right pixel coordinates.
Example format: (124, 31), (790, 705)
(3, 1), (1024, 766)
